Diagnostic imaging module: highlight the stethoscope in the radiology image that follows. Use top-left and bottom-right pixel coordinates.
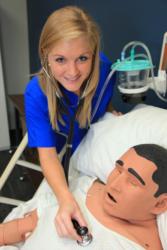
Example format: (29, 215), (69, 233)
(43, 66), (93, 245)
(42, 66), (90, 182)
(42, 63), (115, 182)
(42, 62), (115, 245)
(58, 96), (84, 183)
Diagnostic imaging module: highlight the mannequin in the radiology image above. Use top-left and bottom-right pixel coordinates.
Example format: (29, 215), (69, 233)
(0, 144), (167, 250)
(86, 144), (167, 249)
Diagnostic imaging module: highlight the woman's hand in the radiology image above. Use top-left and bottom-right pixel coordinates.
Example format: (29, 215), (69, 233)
(55, 194), (87, 242)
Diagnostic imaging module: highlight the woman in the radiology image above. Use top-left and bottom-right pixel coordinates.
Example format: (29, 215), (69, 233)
(24, 5), (115, 242)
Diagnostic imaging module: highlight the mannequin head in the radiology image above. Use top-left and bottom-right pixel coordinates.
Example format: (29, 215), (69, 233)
(102, 144), (167, 221)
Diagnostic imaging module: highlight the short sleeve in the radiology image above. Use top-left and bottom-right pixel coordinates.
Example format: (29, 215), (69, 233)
(24, 77), (57, 147)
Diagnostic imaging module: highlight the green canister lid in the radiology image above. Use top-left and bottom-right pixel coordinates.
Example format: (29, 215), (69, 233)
(112, 59), (153, 71)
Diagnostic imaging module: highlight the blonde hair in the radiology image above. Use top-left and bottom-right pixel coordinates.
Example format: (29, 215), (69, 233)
(38, 6), (100, 129)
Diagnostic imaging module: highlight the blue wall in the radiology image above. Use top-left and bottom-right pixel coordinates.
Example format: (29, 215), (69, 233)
(27, 0), (167, 111)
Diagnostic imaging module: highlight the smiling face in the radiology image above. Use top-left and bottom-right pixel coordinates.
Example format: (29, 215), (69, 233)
(102, 148), (159, 221)
(47, 36), (93, 95)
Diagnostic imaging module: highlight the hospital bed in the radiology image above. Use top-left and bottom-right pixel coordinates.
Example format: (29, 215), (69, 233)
(0, 133), (65, 207)
(0, 104), (167, 249)
(0, 133), (42, 207)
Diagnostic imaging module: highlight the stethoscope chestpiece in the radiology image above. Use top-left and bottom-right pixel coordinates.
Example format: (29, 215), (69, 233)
(72, 219), (93, 247)
(77, 233), (93, 247)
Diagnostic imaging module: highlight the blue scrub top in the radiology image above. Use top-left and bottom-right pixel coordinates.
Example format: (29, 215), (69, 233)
(24, 54), (115, 155)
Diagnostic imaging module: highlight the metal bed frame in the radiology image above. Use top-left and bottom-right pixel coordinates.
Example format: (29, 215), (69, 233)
(0, 131), (66, 209)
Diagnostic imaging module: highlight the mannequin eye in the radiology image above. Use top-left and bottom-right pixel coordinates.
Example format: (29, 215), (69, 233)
(128, 177), (139, 186)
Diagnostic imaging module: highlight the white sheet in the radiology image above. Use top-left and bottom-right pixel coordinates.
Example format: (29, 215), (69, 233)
(0, 176), (166, 250)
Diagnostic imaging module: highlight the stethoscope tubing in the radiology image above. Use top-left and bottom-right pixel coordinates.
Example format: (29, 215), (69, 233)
(63, 102), (81, 183)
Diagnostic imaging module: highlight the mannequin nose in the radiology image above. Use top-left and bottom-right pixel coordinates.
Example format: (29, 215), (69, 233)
(109, 174), (124, 193)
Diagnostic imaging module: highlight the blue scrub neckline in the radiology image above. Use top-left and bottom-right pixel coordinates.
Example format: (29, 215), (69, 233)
(59, 85), (81, 107)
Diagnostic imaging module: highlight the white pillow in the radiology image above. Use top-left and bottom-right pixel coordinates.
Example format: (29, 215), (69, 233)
(70, 105), (167, 183)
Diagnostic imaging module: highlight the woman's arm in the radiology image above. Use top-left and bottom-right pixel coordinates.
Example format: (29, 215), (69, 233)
(38, 147), (86, 241)
(38, 147), (69, 202)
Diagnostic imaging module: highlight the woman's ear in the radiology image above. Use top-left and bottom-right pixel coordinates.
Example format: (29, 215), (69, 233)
(152, 194), (167, 215)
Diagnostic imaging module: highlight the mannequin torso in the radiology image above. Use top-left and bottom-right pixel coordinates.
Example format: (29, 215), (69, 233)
(86, 181), (162, 250)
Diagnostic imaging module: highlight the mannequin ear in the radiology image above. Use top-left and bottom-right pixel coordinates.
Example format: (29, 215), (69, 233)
(152, 194), (167, 215)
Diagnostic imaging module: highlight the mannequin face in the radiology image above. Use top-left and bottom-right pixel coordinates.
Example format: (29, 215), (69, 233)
(47, 36), (93, 95)
(102, 148), (159, 221)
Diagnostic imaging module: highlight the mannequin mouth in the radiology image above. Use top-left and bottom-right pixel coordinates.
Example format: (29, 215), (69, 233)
(108, 193), (117, 203)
